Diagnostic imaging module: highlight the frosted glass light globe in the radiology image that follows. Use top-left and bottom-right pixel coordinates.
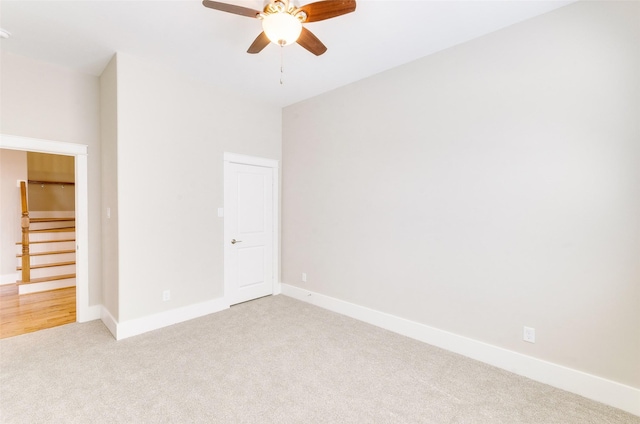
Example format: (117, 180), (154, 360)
(262, 12), (302, 46)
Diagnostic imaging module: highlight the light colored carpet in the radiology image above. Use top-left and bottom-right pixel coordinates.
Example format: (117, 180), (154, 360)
(0, 295), (637, 423)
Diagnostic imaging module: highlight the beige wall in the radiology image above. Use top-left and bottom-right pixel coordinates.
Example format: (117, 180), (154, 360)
(111, 53), (281, 322)
(0, 52), (102, 305)
(282, 1), (640, 389)
(0, 149), (27, 278)
(100, 55), (119, 319)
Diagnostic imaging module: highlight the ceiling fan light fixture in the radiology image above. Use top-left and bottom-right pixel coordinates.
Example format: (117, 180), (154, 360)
(262, 12), (302, 46)
(202, 0), (356, 55)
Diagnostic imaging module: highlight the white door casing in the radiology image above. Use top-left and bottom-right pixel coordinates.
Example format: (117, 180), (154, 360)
(0, 134), (91, 322)
(223, 153), (279, 305)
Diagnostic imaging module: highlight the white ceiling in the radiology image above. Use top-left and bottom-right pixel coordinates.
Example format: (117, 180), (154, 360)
(0, 0), (575, 107)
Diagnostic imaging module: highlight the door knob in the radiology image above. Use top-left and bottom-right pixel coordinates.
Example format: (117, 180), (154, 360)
(231, 239), (242, 244)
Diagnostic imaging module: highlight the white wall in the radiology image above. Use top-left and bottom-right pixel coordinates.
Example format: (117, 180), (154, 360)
(0, 52), (102, 305)
(282, 0), (640, 389)
(0, 149), (27, 281)
(113, 53), (281, 322)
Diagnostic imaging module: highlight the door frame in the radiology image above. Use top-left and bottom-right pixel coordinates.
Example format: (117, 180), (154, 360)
(0, 134), (91, 322)
(223, 152), (280, 304)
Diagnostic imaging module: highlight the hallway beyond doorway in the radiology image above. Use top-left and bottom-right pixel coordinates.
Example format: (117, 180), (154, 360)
(0, 284), (75, 339)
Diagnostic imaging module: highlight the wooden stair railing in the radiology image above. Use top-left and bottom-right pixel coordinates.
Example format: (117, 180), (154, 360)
(20, 181), (30, 283)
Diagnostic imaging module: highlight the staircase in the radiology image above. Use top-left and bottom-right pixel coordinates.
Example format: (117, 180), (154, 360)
(16, 211), (76, 295)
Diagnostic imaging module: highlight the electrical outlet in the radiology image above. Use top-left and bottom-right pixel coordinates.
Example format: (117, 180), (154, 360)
(162, 290), (171, 302)
(302, 273), (307, 282)
(523, 326), (535, 343)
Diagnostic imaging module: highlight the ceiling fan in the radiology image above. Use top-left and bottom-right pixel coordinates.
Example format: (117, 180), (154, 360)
(202, 0), (356, 56)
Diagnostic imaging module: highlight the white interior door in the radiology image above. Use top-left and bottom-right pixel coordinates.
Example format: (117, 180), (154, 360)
(224, 158), (275, 305)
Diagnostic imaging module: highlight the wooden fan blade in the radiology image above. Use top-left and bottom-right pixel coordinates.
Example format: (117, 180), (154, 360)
(247, 32), (270, 54)
(299, 0), (356, 23)
(297, 27), (327, 56)
(202, 0), (260, 18)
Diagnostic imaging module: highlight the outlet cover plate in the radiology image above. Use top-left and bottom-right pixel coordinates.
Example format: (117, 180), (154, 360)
(523, 326), (535, 343)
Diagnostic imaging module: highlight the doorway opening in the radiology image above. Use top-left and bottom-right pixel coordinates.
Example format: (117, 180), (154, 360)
(0, 150), (77, 338)
(0, 134), (90, 335)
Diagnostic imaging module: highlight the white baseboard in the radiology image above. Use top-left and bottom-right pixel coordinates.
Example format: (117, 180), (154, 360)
(18, 278), (75, 294)
(107, 297), (230, 341)
(0, 273), (18, 285)
(100, 307), (118, 338)
(281, 283), (640, 417)
(80, 304), (102, 323)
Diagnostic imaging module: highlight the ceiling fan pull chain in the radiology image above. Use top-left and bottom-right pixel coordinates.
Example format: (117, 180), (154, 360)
(280, 45), (284, 85)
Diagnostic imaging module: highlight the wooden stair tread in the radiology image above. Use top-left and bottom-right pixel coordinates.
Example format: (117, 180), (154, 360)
(16, 249), (75, 258)
(17, 261), (75, 271)
(30, 218), (75, 223)
(17, 274), (76, 285)
(29, 227), (76, 233)
(16, 238), (75, 245)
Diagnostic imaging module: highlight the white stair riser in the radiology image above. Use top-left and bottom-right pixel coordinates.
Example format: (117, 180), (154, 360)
(29, 221), (75, 231)
(14, 212), (77, 289)
(25, 264), (76, 280)
(28, 231), (75, 242)
(16, 241), (76, 255)
(19, 278), (76, 295)
(17, 252), (76, 267)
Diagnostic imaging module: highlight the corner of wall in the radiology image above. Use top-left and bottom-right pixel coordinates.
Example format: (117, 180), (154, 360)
(100, 305), (118, 339)
(99, 53), (120, 322)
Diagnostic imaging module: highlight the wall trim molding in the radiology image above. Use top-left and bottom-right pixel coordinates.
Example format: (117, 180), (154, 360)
(100, 306), (118, 338)
(0, 133), (91, 323)
(0, 134), (88, 155)
(18, 278), (75, 294)
(84, 304), (102, 322)
(0, 273), (18, 285)
(107, 298), (230, 341)
(223, 152), (279, 169)
(281, 283), (640, 417)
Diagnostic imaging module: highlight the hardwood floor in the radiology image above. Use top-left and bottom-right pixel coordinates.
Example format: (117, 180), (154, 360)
(0, 284), (76, 339)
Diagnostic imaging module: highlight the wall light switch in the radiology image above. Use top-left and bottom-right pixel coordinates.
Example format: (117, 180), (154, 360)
(162, 290), (171, 302)
(302, 273), (307, 282)
(217, 208), (224, 218)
